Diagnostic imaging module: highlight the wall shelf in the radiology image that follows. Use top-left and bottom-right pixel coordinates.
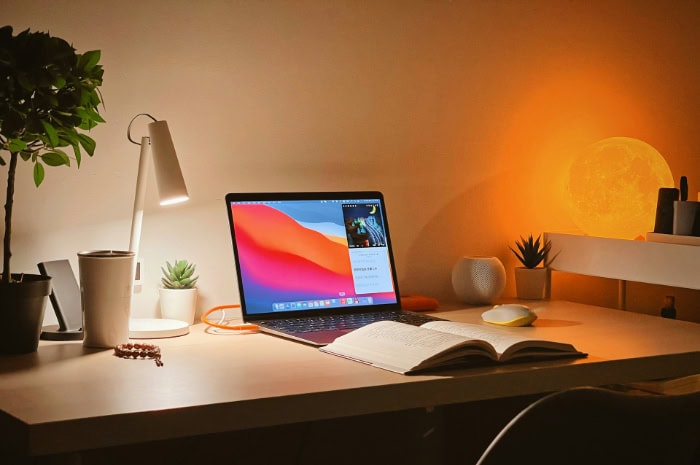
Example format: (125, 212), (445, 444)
(544, 232), (700, 309)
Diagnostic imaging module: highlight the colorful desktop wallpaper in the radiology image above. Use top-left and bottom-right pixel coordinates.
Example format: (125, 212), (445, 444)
(231, 202), (397, 314)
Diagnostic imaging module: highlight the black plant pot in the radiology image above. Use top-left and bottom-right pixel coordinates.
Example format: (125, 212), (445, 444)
(0, 274), (52, 355)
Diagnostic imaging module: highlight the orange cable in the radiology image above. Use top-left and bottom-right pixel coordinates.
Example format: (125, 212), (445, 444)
(200, 304), (259, 331)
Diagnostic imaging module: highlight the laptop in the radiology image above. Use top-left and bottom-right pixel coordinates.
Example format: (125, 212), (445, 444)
(224, 191), (442, 346)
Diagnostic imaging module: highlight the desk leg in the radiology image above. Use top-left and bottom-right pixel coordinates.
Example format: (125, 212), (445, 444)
(618, 279), (627, 310)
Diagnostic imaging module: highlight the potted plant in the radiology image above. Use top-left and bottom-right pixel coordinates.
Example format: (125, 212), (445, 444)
(159, 259), (199, 325)
(509, 234), (552, 300)
(0, 26), (104, 354)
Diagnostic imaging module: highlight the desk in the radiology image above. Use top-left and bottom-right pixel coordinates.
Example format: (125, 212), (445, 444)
(1, 301), (699, 464)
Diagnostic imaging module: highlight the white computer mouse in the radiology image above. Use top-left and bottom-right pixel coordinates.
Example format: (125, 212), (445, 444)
(481, 304), (537, 327)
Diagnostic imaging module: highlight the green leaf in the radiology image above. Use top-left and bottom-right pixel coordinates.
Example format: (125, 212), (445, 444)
(71, 142), (82, 167)
(77, 134), (96, 156)
(33, 162), (45, 187)
(89, 92), (101, 107)
(75, 107), (90, 119)
(85, 107), (105, 123)
(55, 135), (73, 148)
(160, 260), (198, 289)
(79, 88), (90, 106)
(78, 50), (101, 71)
(78, 119), (97, 131)
(8, 138), (27, 152)
(41, 150), (70, 167)
(40, 120), (59, 147)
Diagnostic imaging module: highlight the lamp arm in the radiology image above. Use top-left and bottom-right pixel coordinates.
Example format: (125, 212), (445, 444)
(129, 136), (151, 261)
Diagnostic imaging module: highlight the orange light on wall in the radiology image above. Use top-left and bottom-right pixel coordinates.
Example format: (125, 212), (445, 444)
(565, 137), (673, 240)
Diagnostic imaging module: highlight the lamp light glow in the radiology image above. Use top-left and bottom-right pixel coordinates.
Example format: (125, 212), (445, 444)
(160, 196), (189, 206)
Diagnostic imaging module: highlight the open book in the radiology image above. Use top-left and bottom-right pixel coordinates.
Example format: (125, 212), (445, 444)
(320, 320), (586, 374)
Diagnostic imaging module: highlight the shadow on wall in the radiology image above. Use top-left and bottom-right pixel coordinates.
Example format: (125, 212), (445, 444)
(400, 174), (510, 303)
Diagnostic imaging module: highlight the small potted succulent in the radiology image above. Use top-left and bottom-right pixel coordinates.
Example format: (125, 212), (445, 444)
(509, 234), (551, 300)
(0, 26), (104, 353)
(159, 259), (199, 325)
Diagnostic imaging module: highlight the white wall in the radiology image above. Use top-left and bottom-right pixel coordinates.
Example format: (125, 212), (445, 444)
(4, 0), (700, 322)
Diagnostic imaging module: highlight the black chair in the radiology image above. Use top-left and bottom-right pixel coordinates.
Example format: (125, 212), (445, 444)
(475, 386), (700, 465)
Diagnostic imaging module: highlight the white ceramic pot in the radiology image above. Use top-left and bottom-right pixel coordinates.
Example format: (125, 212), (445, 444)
(159, 287), (198, 325)
(514, 267), (548, 300)
(451, 256), (506, 305)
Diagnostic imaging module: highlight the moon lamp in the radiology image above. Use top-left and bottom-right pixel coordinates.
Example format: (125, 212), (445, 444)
(565, 137), (674, 240)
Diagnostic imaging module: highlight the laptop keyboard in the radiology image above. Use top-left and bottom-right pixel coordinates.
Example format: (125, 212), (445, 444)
(260, 311), (442, 334)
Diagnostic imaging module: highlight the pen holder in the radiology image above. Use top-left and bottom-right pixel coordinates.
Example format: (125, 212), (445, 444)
(653, 188), (679, 234)
(672, 201), (700, 236)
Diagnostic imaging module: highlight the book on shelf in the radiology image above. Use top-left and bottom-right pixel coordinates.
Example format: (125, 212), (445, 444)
(320, 320), (586, 375)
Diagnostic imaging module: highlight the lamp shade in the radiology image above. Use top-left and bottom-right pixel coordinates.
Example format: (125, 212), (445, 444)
(148, 120), (189, 206)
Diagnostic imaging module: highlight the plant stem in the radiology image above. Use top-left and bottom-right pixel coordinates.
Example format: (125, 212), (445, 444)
(2, 152), (17, 284)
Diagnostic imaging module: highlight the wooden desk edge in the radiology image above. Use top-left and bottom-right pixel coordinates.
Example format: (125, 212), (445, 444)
(9, 352), (700, 457)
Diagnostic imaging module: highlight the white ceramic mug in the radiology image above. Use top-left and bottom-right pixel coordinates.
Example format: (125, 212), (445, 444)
(78, 250), (135, 348)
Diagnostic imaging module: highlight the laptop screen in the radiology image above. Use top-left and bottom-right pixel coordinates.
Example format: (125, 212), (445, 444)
(225, 192), (401, 319)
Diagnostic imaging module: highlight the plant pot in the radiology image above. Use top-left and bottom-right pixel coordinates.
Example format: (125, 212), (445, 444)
(0, 274), (52, 354)
(514, 267), (548, 300)
(159, 287), (198, 325)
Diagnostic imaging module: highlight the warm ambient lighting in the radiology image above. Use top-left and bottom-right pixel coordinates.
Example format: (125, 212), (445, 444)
(565, 137), (673, 240)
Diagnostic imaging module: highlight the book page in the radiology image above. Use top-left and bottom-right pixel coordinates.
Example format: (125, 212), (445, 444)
(421, 321), (581, 361)
(321, 320), (493, 373)
(421, 321), (547, 356)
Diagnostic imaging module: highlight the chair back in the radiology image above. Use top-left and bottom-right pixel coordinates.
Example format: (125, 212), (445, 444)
(475, 386), (700, 465)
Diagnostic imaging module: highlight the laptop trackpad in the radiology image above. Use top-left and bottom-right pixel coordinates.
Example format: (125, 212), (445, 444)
(292, 328), (354, 346)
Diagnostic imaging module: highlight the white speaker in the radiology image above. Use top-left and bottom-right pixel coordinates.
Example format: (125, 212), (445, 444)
(451, 256), (506, 305)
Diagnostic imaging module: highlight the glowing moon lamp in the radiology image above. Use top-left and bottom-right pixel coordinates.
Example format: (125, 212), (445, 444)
(565, 137), (674, 240)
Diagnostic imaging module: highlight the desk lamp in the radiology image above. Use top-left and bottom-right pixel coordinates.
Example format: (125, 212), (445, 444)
(126, 113), (191, 338)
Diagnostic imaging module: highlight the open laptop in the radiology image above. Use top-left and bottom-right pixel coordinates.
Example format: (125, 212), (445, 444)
(225, 191), (442, 346)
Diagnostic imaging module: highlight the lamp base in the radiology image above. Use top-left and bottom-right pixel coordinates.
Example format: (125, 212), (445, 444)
(129, 318), (189, 339)
(40, 325), (84, 341)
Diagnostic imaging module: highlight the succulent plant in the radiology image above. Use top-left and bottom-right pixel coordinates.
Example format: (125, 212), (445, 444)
(161, 260), (198, 289)
(510, 234), (551, 269)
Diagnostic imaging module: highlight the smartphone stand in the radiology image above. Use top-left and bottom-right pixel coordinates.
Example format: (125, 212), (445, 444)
(38, 259), (84, 341)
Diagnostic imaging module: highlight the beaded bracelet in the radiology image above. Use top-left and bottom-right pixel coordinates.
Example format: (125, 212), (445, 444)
(114, 343), (164, 367)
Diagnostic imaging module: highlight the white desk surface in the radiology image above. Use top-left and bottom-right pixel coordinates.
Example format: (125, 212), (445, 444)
(1, 300), (699, 457)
